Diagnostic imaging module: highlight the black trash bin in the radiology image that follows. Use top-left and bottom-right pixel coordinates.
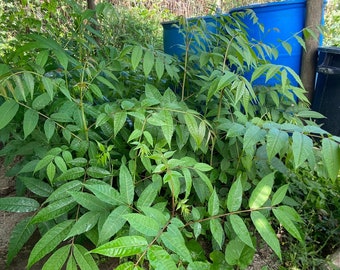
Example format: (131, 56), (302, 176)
(312, 47), (340, 136)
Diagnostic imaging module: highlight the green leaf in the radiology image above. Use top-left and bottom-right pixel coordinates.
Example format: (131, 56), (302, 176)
(89, 84), (103, 99)
(35, 50), (49, 67)
(20, 176), (54, 198)
(251, 211), (281, 260)
(273, 207), (302, 242)
(119, 164), (134, 205)
(86, 166), (111, 178)
(182, 167), (193, 200)
(34, 154), (55, 173)
(155, 58), (164, 80)
(184, 113), (199, 145)
(98, 205), (130, 244)
(195, 170), (213, 193)
(31, 196), (76, 223)
(160, 223), (192, 263)
(55, 167), (85, 182)
(42, 245), (71, 270)
(281, 41), (292, 55)
(73, 244), (99, 270)
(224, 236), (254, 267)
(266, 128), (289, 160)
(66, 211), (100, 239)
(210, 218), (224, 249)
(91, 236), (148, 257)
(208, 189), (219, 216)
(271, 184), (289, 206)
(114, 111), (127, 137)
(124, 213), (161, 237)
(7, 217), (36, 265)
(249, 172), (275, 209)
(32, 93), (51, 110)
(127, 129), (143, 142)
(292, 132), (313, 169)
(131, 45), (143, 70)
(115, 262), (144, 270)
(297, 110), (325, 119)
(294, 34), (306, 51)
(69, 191), (109, 212)
(46, 180), (82, 203)
(50, 112), (73, 123)
(265, 65), (281, 83)
(224, 237), (245, 266)
(164, 171), (181, 199)
(54, 156), (67, 173)
(321, 138), (340, 182)
(13, 75), (26, 101)
(0, 197), (39, 212)
(42, 77), (54, 100)
(0, 99), (19, 129)
(276, 205), (303, 223)
(147, 245), (177, 270)
(85, 181), (123, 206)
(187, 261), (210, 270)
(229, 214), (254, 248)
(140, 206), (169, 227)
(160, 110), (174, 147)
(136, 177), (162, 209)
(243, 124), (265, 157)
(143, 49), (154, 76)
(44, 119), (55, 142)
(193, 163), (213, 172)
(145, 83), (163, 101)
(226, 176), (243, 212)
(27, 220), (75, 269)
(66, 255), (77, 270)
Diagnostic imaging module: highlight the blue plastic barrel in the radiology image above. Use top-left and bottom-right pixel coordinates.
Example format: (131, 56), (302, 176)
(230, 0), (327, 85)
(162, 15), (220, 58)
(230, 0), (306, 85)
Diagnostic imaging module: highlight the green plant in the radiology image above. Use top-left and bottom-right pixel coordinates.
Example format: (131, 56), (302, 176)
(0, 3), (339, 270)
(324, 0), (340, 46)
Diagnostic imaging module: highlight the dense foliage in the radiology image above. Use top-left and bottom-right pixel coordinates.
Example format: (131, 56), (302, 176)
(0, 1), (339, 269)
(324, 0), (340, 46)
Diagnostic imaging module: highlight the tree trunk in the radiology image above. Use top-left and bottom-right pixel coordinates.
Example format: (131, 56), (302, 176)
(87, 0), (96, 10)
(300, 0), (323, 102)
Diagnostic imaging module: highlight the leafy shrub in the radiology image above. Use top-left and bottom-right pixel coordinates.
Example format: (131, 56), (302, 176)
(324, 0), (340, 46)
(0, 2), (339, 269)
